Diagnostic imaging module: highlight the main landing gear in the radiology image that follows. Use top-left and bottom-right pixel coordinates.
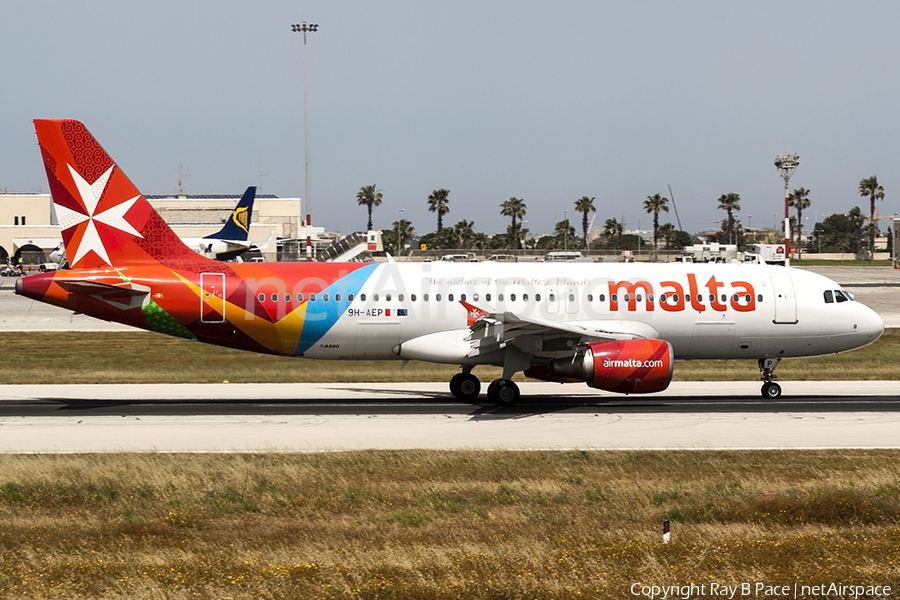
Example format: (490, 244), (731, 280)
(449, 369), (481, 400)
(759, 358), (782, 399)
(449, 369), (521, 405)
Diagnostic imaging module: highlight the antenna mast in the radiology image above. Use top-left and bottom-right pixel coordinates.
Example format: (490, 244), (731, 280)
(667, 185), (682, 230)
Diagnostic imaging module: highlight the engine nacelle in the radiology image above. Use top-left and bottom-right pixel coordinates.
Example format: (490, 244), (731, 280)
(545, 339), (673, 394)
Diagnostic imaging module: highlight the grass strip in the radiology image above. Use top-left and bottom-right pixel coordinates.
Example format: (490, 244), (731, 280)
(0, 329), (898, 384)
(0, 450), (898, 598)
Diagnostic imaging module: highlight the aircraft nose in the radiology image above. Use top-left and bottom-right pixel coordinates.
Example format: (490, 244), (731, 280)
(856, 304), (885, 344)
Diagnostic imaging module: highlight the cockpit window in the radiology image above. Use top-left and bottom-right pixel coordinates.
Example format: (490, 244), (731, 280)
(834, 290), (850, 303)
(823, 290), (833, 304)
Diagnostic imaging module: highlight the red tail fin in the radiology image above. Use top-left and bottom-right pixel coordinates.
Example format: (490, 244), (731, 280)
(34, 119), (198, 269)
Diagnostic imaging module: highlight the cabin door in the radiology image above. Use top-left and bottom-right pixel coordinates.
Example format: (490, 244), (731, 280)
(770, 275), (798, 324)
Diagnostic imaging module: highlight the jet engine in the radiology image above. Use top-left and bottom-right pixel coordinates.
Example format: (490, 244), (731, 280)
(533, 339), (673, 394)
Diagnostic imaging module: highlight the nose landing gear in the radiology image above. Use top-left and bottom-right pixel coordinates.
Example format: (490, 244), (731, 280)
(759, 358), (782, 399)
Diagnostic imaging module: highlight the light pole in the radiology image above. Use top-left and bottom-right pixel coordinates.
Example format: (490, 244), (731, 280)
(775, 153), (799, 264)
(396, 209), (404, 256)
(638, 216), (642, 256)
(292, 21), (318, 261)
(564, 210), (568, 252)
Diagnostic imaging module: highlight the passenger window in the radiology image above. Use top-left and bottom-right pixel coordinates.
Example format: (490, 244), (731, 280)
(548, 294), (554, 302)
(335, 294), (342, 302)
(611, 294), (617, 302)
(587, 294), (593, 302)
(423, 294), (429, 301)
(569, 294), (575, 302)
(499, 294), (504, 301)
(460, 294), (466, 301)
(721, 294), (727, 303)
(360, 294), (366, 301)
(297, 293), (304, 302)
(258, 293), (265, 302)
(348, 293), (354, 301)
(310, 293), (317, 302)
(744, 294), (751, 302)
(486, 294), (492, 301)
(599, 294), (605, 302)
(535, 293), (541, 301)
(448, 294), (454, 302)
(399, 294), (404, 301)
(624, 294), (630, 302)
(322, 293), (329, 302)
(473, 293), (479, 301)
(285, 293), (291, 302)
(732, 294), (739, 302)
(672, 294), (679, 302)
(697, 294), (702, 303)
(648, 294), (654, 302)
(660, 294), (666, 302)
(385, 294), (391, 301)
(436, 294), (441, 301)
(373, 294), (379, 301)
(271, 293), (278, 302)
(510, 293), (516, 301)
(411, 294), (416, 301)
(635, 294), (642, 302)
(757, 294), (762, 302)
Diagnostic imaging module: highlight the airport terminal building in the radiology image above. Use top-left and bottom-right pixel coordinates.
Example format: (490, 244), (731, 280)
(0, 192), (322, 265)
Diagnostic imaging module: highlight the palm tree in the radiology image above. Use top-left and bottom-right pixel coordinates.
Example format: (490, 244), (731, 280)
(427, 189), (451, 235)
(573, 196), (596, 251)
(658, 222), (675, 250)
(453, 220), (475, 249)
(470, 232), (490, 250)
(716, 193), (741, 245)
(642, 193), (669, 255)
(554, 219), (576, 251)
(788, 187), (811, 259)
(356, 184), (383, 231)
(500, 197), (527, 250)
(603, 218), (623, 249)
(391, 218), (415, 254)
(858, 176), (885, 260)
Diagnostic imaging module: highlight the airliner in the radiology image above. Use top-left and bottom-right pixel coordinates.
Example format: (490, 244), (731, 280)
(16, 120), (885, 404)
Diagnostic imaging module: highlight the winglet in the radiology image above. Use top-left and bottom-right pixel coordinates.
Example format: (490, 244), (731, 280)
(34, 119), (200, 269)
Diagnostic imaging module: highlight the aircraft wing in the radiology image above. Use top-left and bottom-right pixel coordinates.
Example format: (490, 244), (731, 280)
(464, 311), (656, 359)
(250, 232), (275, 251)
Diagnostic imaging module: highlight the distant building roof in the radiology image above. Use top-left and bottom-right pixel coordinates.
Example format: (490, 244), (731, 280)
(145, 194), (280, 199)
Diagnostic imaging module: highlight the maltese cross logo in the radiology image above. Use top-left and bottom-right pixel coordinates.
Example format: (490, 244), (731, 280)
(55, 164), (143, 266)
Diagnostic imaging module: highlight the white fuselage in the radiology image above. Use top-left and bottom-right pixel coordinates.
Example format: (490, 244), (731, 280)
(250, 262), (883, 363)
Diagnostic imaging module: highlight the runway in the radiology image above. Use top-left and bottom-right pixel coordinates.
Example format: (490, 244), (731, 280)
(3, 381), (900, 452)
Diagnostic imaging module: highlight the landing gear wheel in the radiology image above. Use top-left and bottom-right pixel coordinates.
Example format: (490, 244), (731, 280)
(449, 373), (481, 400)
(488, 379), (520, 405)
(758, 357), (782, 399)
(761, 382), (782, 399)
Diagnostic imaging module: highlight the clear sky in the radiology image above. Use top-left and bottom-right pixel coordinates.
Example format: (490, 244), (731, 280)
(2, 0), (898, 237)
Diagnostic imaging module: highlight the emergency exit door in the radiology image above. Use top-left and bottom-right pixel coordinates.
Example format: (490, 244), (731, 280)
(200, 273), (226, 323)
